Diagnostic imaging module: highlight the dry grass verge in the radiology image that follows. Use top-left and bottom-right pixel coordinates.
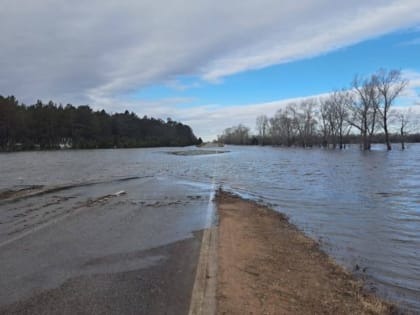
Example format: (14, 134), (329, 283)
(216, 190), (399, 315)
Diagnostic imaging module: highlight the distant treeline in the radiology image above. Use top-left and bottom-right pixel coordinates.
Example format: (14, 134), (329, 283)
(219, 125), (420, 147)
(0, 95), (201, 151)
(219, 69), (420, 150)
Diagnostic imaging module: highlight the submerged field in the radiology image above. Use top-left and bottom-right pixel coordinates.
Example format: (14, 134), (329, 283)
(0, 144), (419, 312)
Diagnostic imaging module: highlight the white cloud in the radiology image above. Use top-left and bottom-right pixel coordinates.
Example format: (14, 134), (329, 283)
(402, 69), (420, 90)
(1, 0), (420, 105)
(400, 69), (420, 105)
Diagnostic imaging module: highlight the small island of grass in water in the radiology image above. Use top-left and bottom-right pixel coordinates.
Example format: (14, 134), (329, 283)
(215, 190), (398, 315)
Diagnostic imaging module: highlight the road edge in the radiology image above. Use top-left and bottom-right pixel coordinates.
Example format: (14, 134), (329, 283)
(187, 224), (218, 315)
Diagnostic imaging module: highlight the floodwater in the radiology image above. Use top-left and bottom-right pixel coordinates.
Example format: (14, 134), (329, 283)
(1, 144), (419, 312)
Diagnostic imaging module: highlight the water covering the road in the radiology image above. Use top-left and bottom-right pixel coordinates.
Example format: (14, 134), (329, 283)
(1, 145), (419, 312)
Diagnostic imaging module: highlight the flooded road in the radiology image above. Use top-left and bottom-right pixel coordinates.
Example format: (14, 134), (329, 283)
(1, 145), (420, 312)
(0, 174), (214, 314)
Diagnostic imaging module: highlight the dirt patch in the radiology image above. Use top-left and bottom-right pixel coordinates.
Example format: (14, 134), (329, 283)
(196, 142), (224, 148)
(216, 191), (398, 315)
(169, 150), (228, 156)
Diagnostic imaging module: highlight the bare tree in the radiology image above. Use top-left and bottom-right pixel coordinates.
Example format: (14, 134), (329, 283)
(333, 90), (353, 149)
(218, 124), (250, 145)
(373, 69), (408, 150)
(269, 105), (297, 146)
(319, 90), (352, 149)
(219, 69), (411, 149)
(298, 99), (318, 147)
(268, 114), (281, 145)
(347, 75), (380, 150)
(397, 110), (410, 150)
(319, 97), (332, 147)
(268, 100), (317, 147)
(390, 107), (420, 150)
(256, 115), (269, 145)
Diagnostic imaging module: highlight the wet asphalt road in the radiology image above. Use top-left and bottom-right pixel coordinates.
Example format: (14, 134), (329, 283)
(0, 176), (212, 314)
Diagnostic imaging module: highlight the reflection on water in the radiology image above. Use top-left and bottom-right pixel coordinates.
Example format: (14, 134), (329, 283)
(1, 144), (420, 311)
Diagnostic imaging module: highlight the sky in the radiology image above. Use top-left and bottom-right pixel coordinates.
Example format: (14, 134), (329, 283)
(1, 0), (420, 140)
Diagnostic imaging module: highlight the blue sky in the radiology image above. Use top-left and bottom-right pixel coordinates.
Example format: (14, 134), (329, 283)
(133, 29), (420, 107)
(1, 1), (420, 140)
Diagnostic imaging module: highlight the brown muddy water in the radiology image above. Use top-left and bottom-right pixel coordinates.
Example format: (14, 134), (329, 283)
(1, 144), (419, 312)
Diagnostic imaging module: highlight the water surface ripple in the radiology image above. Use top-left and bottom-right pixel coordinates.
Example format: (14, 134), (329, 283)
(1, 145), (419, 312)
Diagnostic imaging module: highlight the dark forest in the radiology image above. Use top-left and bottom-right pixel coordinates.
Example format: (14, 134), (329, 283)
(0, 95), (201, 151)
